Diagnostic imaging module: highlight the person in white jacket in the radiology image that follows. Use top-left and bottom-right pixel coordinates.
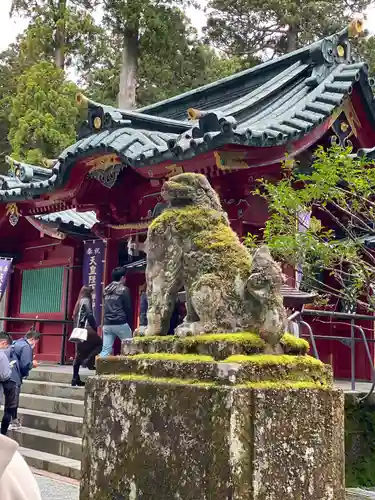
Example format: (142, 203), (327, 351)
(0, 435), (42, 500)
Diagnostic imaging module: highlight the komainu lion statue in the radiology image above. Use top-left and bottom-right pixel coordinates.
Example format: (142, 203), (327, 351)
(145, 173), (286, 345)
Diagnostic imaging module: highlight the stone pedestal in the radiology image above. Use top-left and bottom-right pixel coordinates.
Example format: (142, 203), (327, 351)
(80, 334), (345, 500)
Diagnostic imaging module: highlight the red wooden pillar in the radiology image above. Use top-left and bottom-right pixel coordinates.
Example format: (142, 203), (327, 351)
(104, 238), (118, 285)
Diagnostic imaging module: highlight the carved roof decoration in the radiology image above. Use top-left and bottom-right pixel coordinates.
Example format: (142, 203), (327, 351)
(1, 21), (374, 203)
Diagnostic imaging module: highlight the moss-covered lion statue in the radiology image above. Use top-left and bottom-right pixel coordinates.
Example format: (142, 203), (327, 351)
(145, 172), (286, 345)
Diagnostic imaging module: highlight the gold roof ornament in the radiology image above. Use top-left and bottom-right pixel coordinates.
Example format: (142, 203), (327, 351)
(76, 93), (88, 107)
(42, 158), (58, 168)
(187, 108), (203, 120)
(348, 16), (365, 38)
(93, 116), (102, 130)
(336, 45), (345, 57)
(6, 203), (20, 227)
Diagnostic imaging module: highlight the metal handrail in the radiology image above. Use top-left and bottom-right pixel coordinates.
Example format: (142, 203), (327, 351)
(0, 316), (73, 324)
(295, 310), (375, 401)
(0, 316), (74, 365)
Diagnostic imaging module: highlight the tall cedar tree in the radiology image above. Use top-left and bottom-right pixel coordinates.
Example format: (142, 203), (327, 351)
(8, 61), (78, 164)
(100, 0), (243, 108)
(10, 0), (102, 70)
(84, 6), (243, 107)
(205, 0), (372, 60)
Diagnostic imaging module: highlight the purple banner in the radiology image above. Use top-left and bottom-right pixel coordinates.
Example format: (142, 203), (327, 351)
(0, 258), (13, 301)
(83, 240), (105, 325)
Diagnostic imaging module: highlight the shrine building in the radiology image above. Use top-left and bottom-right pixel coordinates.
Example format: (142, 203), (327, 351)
(0, 20), (374, 378)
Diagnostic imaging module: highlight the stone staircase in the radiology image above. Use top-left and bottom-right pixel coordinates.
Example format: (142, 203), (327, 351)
(4, 367), (86, 480)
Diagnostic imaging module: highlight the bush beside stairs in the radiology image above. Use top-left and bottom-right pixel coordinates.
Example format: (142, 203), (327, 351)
(2, 366), (85, 480)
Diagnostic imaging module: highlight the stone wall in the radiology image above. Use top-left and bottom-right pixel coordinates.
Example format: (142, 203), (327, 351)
(80, 334), (345, 500)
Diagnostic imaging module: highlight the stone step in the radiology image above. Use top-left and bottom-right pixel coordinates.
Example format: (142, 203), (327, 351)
(347, 489), (375, 499)
(19, 393), (84, 418)
(28, 367), (90, 385)
(22, 380), (85, 401)
(8, 427), (82, 461)
(20, 446), (81, 481)
(8, 407), (83, 438)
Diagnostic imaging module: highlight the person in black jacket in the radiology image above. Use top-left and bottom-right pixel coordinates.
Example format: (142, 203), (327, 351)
(71, 286), (102, 387)
(99, 267), (133, 357)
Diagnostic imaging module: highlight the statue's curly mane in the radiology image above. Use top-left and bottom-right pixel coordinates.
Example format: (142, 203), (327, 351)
(162, 173), (223, 212)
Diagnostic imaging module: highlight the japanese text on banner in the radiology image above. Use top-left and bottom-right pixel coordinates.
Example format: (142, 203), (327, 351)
(83, 241), (105, 325)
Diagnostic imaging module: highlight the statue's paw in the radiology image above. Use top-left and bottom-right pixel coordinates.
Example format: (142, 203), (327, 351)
(144, 327), (160, 337)
(134, 326), (147, 337)
(175, 322), (203, 337)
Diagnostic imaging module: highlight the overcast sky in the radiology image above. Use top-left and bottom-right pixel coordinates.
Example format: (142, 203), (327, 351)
(0, 0), (374, 53)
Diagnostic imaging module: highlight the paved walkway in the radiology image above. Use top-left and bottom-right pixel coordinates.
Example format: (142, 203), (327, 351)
(35, 474), (79, 500)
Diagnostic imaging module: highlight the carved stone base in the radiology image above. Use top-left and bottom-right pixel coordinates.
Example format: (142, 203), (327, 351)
(80, 339), (345, 500)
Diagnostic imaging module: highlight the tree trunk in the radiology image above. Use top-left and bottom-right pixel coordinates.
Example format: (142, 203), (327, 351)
(286, 25), (298, 53)
(118, 26), (139, 110)
(54, 0), (67, 69)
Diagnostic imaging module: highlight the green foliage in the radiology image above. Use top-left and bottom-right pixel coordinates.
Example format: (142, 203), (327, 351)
(205, 0), (371, 59)
(0, 45), (22, 172)
(345, 401), (375, 487)
(9, 61), (78, 163)
(249, 145), (375, 312)
(358, 36), (375, 76)
(84, 5), (243, 107)
(11, 0), (103, 70)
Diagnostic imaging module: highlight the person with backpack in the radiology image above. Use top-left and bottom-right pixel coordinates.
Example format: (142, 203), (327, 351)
(0, 332), (18, 436)
(100, 267), (133, 357)
(8, 330), (40, 431)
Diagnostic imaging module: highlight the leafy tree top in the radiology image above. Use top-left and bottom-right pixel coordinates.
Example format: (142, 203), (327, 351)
(248, 146), (375, 312)
(8, 61), (78, 164)
(205, 0), (372, 59)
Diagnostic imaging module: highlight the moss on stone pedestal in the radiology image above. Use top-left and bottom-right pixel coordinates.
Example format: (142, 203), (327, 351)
(149, 206), (252, 282)
(97, 351), (332, 387)
(126, 332), (309, 359)
(280, 332), (309, 354)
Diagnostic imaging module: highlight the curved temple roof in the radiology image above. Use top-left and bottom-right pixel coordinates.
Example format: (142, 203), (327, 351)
(35, 209), (98, 230)
(1, 22), (375, 202)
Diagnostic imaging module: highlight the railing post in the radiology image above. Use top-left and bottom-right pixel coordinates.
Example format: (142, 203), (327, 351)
(350, 320), (356, 392)
(299, 320), (320, 360)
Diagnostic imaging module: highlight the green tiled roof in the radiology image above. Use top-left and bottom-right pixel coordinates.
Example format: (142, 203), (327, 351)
(1, 26), (374, 202)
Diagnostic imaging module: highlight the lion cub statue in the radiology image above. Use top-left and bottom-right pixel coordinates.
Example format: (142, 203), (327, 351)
(145, 173), (286, 345)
